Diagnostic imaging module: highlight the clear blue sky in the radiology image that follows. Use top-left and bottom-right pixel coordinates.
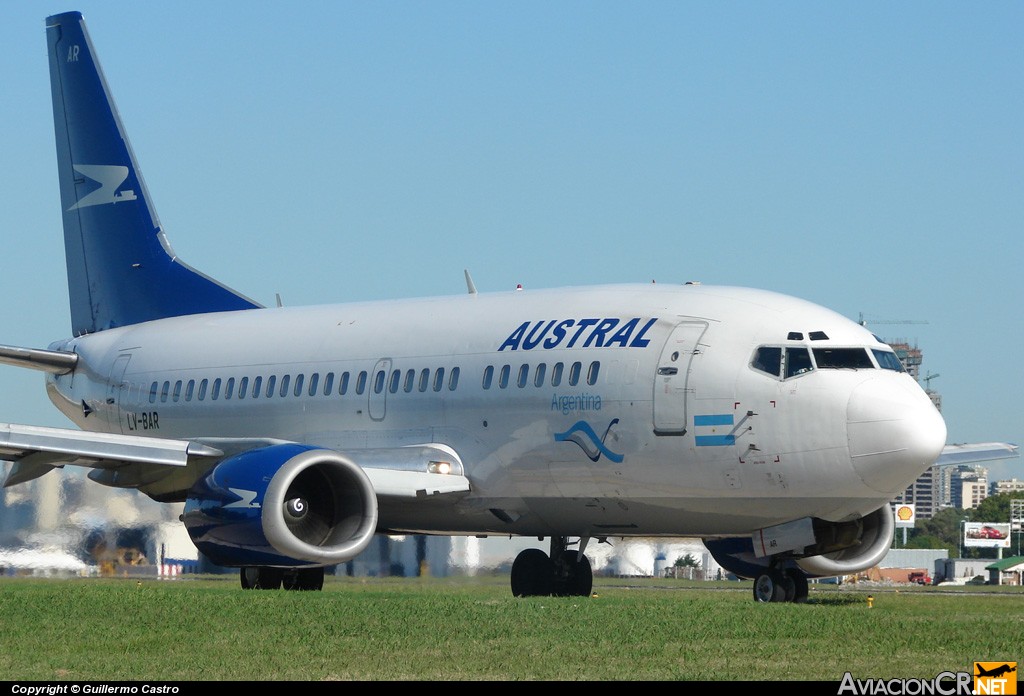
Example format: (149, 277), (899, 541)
(1, 2), (1021, 480)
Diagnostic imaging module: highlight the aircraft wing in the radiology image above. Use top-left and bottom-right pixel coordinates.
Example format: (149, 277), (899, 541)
(0, 422), (470, 499)
(935, 442), (1020, 466)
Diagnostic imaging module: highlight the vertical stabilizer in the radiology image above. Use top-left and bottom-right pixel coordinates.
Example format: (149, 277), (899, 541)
(47, 12), (260, 335)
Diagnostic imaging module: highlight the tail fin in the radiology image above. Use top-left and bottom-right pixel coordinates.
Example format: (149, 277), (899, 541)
(46, 12), (260, 336)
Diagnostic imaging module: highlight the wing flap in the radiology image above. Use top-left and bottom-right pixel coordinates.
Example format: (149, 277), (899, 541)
(0, 422), (223, 488)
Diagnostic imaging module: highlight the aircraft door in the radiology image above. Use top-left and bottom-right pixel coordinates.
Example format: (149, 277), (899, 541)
(653, 321), (707, 435)
(369, 358), (391, 421)
(106, 353), (131, 434)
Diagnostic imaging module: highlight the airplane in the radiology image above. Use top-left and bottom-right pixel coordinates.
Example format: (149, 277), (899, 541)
(975, 664), (1016, 679)
(0, 10), (983, 602)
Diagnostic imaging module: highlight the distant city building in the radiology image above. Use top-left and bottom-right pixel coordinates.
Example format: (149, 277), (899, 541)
(991, 478), (1024, 496)
(954, 477), (988, 510)
(893, 464), (941, 519)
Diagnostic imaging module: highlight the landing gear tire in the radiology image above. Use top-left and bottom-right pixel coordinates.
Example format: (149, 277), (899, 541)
(283, 567), (325, 591)
(240, 566), (284, 590)
(554, 550), (593, 598)
(784, 568), (809, 603)
(753, 570), (787, 603)
(511, 548), (554, 597)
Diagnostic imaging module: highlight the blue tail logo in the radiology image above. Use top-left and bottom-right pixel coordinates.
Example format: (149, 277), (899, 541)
(47, 11), (261, 336)
(554, 419), (624, 463)
(68, 164), (136, 210)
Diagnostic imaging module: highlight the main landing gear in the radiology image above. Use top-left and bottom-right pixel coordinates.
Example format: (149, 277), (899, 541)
(240, 566), (325, 591)
(752, 566), (808, 603)
(510, 537), (593, 597)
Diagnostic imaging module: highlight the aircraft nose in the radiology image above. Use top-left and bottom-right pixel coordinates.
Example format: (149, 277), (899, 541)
(847, 376), (947, 494)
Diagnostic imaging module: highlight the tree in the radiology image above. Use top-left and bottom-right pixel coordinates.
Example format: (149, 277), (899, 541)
(674, 553), (700, 569)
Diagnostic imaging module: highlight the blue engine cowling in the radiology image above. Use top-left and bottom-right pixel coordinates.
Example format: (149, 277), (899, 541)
(182, 443), (378, 568)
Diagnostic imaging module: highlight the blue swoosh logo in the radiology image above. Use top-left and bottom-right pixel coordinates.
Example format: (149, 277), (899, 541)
(554, 419), (624, 463)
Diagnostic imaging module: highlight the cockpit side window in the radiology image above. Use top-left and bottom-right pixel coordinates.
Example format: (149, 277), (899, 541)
(751, 346), (782, 377)
(872, 349), (906, 372)
(784, 347), (813, 378)
(813, 347), (873, 369)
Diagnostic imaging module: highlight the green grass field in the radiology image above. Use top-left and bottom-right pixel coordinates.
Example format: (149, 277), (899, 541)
(0, 575), (1020, 681)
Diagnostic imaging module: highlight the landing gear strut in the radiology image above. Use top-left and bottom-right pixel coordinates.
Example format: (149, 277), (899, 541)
(752, 566), (808, 603)
(510, 537), (593, 598)
(240, 566), (325, 591)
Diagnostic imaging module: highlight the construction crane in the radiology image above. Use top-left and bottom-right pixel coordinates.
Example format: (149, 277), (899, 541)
(858, 313), (929, 328)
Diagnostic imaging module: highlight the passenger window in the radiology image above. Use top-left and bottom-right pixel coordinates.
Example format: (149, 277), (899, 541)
(198, 379), (208, 401)
(784, 348), (813, 378)
(404, 369), (415, 393)
(149, 382), (158, 404)
(224, 377), (234, 400)
(449, 366), (460, 391)
(419, 368), (430, 392)
(751, 346), (782, 377)
(499, 365), (510, 389)
(374, 370), (386, 394)
(266, 375), (277, 398)
(587, 361), (600, 386)
(212, 378), (222, 400)
(551, 363), (563, 387)
(339, 372), (350, 395)
(482, 365), (494, 390)
(238, 376), (249, 400)
(160, 381), (170, 403)
(172, 380), (182, 402)
(294, 374), (305, 397)
(323, 372), (334, 395)
(307, 373), (317, 396)
(389, 369), (400, 394)
(185, 380), (195, 402)
(568, 362), (582, 386)
(355, 371), (366, 395)
(252, 376), (263, 398)
(433, 367), (445, 392)
(534, 363), (546, 387)
(279, 375), (290, 397)
(517, 364), (529, 388)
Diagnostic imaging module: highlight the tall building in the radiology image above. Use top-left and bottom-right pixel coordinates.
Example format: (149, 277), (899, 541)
(950, 466), (989, 510)
(893, 464), (941, 519)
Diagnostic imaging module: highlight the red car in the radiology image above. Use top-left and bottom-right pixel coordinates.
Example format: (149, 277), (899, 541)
(967, 525), (1008, 540)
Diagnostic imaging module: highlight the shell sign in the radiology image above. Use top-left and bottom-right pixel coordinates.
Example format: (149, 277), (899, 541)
(894, 504), (915, 527)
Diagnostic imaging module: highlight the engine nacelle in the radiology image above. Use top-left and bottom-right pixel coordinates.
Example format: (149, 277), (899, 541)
(182, 443), (378, 568)
(704, 505), (895, 580)
(794, 505), (894, 576)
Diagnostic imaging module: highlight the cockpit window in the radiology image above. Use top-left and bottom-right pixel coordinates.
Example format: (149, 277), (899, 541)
(872, 349), (906, 372)
(785, 347), (813, 377)
(751, 346), (782, 377)
(751, 345), (813, 378)
(813, 347), (873, 369)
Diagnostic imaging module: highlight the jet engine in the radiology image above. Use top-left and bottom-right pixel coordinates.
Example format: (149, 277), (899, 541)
(704, 505), (895, 580)
(182, 443), (378, 568)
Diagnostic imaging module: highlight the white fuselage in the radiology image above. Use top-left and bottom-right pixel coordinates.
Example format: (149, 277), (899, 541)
(45, 283), (946, 540)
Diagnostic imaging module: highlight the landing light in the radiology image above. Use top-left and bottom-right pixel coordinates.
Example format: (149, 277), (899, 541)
(428, 460), (452, 475)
